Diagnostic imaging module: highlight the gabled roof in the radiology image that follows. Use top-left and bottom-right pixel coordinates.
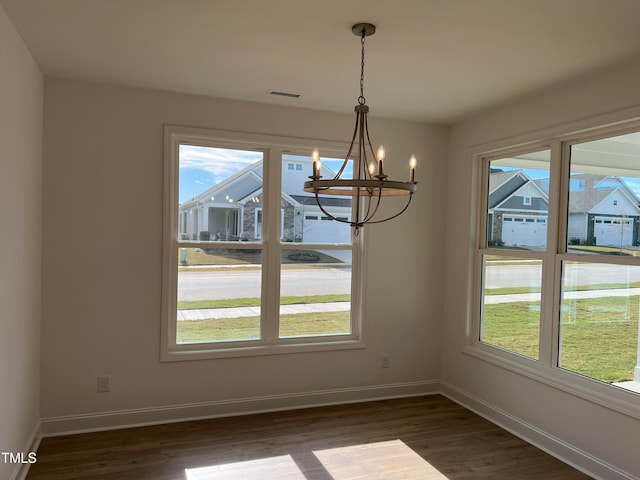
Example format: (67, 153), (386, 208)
(494, 179), (549, 211)
(180, 161), (263, 209)
(488, 169), (531, 209)
(567, 174), (640, 213)
(489, 169), (524, 193)
(180, 159), (342, 209)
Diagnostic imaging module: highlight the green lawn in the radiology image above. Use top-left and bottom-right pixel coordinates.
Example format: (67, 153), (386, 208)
(483, 295), (638, 383)
(177, 311), (350, 343)
(176, 288), (638, 385)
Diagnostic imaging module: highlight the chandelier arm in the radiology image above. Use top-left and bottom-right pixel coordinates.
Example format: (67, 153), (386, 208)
(361, 187), (384, 223)
(357, 116), (365, 182)
(360, 194), (414, 225)
(363, 114), (378, 179)
(358, 192), (374, 225)
(334, 111), (361, 180)
(354, 156), (362, 227)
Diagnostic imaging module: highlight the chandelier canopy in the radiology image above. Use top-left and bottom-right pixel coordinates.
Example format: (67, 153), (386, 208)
(303, 23), (418, 234)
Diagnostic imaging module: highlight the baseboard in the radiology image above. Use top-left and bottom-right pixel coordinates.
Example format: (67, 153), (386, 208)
(9, 420), (41, 480)
(441, 382), (638, 480)
(40, 380), (439, 437)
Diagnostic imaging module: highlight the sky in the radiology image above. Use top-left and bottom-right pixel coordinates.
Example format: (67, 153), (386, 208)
(179, 145), (262, 203)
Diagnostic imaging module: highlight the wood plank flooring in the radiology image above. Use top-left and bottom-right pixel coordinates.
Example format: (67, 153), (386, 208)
(27, 395), (592, 479)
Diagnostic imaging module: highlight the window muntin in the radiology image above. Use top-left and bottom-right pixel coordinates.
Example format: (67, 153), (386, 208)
(163, 127), (363, 359)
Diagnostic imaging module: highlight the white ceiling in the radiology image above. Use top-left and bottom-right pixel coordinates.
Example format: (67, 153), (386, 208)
(4, 0), (640, 124)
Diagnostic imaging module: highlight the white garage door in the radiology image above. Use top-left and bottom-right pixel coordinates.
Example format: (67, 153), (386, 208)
(502, 215), (547, 247)
(594, 217), (633, 246)
(303, 214), (351, 243)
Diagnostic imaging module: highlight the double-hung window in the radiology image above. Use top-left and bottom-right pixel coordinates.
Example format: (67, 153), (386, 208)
(474, 124), (640, 413)
(161, 126), (364, 360)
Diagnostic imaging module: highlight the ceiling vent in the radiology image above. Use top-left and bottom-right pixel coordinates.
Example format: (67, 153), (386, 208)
(268, 89), (301, 98)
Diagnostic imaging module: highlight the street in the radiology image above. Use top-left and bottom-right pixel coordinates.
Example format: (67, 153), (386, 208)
(177, 262), (640, 302)
(178, 266), (351, 301)
(484, 261), (640, 289)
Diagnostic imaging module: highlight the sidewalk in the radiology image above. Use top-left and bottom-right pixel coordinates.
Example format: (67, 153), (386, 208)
(177, 301), (350, 321)
(484, 287), (640, 304)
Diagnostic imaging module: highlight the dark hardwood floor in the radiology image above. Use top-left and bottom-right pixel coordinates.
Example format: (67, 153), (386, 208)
(27, 395), (592, 479)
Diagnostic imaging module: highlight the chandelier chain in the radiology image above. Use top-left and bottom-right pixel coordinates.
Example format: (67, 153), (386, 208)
(358, 32), (366, 105)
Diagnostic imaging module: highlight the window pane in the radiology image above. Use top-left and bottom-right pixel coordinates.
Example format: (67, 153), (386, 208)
(559, 261), (639, 387)
(487, 150), (550, 250)
(178, 145), (263, 241)
(568, 132), (640, 254)
(282, 153), (352, 244)
(480, 255), (541, 359)
(279, 249), (351, 338)
(177, 248), (261, 343)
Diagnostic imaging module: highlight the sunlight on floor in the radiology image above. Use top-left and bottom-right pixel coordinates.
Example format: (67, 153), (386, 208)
(184, 439), (449, 479)
(185, 454), (305, 480)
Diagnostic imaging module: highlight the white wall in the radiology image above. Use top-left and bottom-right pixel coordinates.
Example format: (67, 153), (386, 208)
(443, 59), (640, 478)
(0, 5), (43, 479)
(41, 79), (447, 424)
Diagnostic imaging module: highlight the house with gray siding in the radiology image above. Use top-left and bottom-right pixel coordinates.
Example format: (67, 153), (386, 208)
(488, 169), (549, 247)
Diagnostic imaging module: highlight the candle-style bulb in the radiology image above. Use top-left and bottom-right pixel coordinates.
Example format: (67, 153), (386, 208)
(409, 155), (416, 183)
(376, 145), (385, 177)
(312, 148), (321, 178)
(368, 162), (375, 176)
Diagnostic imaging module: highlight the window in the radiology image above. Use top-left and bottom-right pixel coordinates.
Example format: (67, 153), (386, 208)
(162, 126), (364, 360)
(474, 127), (640, 409)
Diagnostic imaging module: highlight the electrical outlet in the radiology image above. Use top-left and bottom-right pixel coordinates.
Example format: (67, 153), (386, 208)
(98, 375), (110, 393)
(381, 354), (391, 368)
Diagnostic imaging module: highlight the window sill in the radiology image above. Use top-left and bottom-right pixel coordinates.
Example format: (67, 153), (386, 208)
(614, 380), (640, 394)
(162, 337), (367, 362)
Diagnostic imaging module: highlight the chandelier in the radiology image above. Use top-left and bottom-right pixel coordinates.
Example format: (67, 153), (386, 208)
(303, 23), (417, 234)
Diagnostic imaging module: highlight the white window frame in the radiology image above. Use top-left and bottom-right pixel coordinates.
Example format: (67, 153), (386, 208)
(161, 125), (366, 361)
(466, 114), (640, 420)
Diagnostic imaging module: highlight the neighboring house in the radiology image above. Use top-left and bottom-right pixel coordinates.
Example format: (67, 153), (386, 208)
(488, 169), (549, 247)
(488, 170), (640, 247)
(566, 174), (640, 247)
(178, 158), (352, 244)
